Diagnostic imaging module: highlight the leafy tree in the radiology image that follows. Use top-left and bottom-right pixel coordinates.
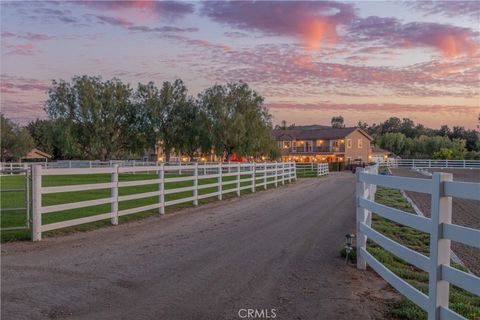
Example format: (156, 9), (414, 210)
(136, 79), (189, 162)
(173, 99), (211, 161)
(432, 140), (466, 160)
(199, 82), (274, 161)
(274, 120), (288, 130)
(331, 116), (345, 128)
(381, 117), (402, 134)
(400, 118), (415, 138)
(437, 125), (451, 137)
(357, 121), (369, 131)
(376, 132), (407, 156)
(26, 119), (54, 155)
(45, 76), (142, 160)
(1, 114), (34, 161)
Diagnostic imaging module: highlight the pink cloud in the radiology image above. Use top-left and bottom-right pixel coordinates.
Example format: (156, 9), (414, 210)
(207, 44), (479, 99)
(77, 0), (194, 21)
(201, 1), (355, 50)
(351, 17), (479, 57)
(88, 14), (198, 34)
(1, 76), (50, 94)
(267, 102), (478, 115)
(403, 1), (480, 20)
(21, 32), (56, 41)
(3, 43), (38, 56)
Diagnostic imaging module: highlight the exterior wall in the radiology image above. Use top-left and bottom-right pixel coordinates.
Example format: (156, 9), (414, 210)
(345, 131), (371, 163)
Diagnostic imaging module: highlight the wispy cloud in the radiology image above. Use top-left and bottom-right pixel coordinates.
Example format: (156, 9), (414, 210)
(403, 1), (480, 20)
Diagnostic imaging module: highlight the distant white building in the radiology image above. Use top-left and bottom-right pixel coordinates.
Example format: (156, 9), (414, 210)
(370, 147), (391, 163)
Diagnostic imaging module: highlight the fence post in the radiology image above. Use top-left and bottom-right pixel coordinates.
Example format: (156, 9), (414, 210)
(356, 167), (367, 270)
(159, 163), (165, 214)
(251, 162), (256, 192)
(236, 163), (241, 196)
(218, 162), (223, 200)
(428, 172), (453, 320)
(32, 165), (42, 241)
(274, 162), (278, 188)
(264, 162), (267, 190)
(281, 163), (285, 185)
(287, 162), (292, 183)
(193, 162), (199, 206)
(111, 164), (119, 225)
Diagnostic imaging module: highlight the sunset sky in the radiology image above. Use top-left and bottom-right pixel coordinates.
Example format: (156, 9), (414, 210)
(1, 1), (479, 128)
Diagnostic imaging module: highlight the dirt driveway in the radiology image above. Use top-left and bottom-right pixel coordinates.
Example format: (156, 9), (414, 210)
(2, 173), (393, 320)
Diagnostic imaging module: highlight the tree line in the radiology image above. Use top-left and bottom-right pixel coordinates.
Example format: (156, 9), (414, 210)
(359, 117), (480, 159)
(1, 76), (279, 162)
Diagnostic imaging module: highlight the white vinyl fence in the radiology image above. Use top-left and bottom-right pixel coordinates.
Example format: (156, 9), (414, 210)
(378, 159), (480, 169)
(31, 162), (296, 241)
(295, 162), (329, 177)
(356, 166), (480, 320)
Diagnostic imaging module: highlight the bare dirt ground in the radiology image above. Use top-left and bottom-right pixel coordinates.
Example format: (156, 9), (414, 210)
(390, 168), (480, 275)
(1, 173), (396, 320)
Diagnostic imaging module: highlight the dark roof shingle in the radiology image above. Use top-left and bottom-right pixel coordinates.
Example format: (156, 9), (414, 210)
(273, 127), (368, 140)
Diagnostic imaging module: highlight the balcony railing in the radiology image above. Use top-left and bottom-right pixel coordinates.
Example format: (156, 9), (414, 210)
(282, 145), (345, 153)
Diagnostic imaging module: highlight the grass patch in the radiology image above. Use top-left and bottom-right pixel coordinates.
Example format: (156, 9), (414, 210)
(369, 187), (480, 319)
(1, 171), (293, 242)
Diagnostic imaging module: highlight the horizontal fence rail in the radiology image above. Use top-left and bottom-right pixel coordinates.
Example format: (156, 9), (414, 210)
(30, 162), (302, 241)
(295, 163), (329, 177)
(356, 166), (480, 320)
(378, 159), (480, 169)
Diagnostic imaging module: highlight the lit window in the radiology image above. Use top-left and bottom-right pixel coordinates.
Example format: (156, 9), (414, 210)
(346, 139), (352, 148)
(358, 139), (363, 148)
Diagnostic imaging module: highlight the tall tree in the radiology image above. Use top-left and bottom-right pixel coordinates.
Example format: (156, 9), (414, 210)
(357, 121), (369, 131)
(173, 99), (211, 161)
(45, 76), (142, 161)
(331, 116), (345, 128)
(1, 115), (34, 162)
(136, 79), (189, 162)
(199, 82), (274, 161)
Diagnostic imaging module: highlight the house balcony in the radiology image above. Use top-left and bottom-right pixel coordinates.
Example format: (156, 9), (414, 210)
(281, 145), (345, 154)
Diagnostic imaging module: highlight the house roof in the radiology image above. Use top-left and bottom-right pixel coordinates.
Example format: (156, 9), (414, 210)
(23, 148), (52, 159)
(371, 147), (390, 155)
(273, 127), (372, 141)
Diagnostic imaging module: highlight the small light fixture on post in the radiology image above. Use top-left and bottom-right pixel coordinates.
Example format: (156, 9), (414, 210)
(345, 233), (355, 264)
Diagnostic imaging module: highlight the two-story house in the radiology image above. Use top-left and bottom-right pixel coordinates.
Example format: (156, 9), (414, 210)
(273, 126), (373, 164)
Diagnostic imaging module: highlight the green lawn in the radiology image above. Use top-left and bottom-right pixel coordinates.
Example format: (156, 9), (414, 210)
(370, 187), (480, 320)
(1, 171), (292, 242)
